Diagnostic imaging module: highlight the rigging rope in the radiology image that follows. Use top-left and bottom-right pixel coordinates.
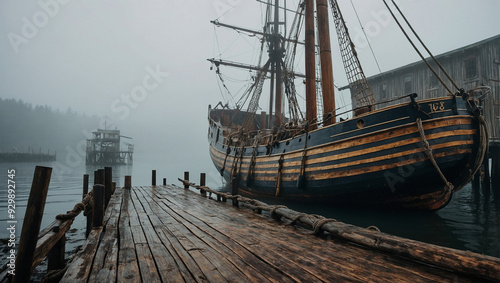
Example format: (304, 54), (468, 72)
(388, 0), (460, 91)
(349, 0), (383, 74)
(329, 0), (375, 111)
(416, 118), (454, 192)
(381, 0), (455, 95)
(282, 3), (306, 124)
(241, 60), (272, 131)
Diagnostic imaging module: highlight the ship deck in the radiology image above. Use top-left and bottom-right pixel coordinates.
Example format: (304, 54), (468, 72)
(60, 184), (499, 282)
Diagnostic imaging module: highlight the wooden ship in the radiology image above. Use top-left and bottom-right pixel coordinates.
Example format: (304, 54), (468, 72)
(86, 129), (133, 165)
(206, 0), (488, 210)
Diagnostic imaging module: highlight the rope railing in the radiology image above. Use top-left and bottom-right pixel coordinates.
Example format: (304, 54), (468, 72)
(56, 189), (94, 221)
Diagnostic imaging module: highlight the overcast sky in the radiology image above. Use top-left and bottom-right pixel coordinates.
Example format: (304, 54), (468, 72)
(1, 0), (499, 183)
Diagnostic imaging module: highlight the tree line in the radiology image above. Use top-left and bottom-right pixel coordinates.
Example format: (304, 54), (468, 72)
(0, 98), (101, 156)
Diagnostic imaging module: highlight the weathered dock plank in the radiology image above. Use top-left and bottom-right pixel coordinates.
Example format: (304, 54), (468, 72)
(151, 185), (468, 283)
(116, 189), (140, 282)
(61, 185), (495, 282)
(88, 188), (122, 282)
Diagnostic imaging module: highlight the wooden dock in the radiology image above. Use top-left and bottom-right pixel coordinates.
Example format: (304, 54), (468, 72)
(61, 184), (499, 282)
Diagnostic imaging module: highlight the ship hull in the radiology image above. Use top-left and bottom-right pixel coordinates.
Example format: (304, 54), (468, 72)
(207, 95), (486, 210)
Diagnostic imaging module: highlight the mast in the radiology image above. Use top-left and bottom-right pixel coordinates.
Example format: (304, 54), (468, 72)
(316, 0), (335, 126)
(273, 0), (283, 127)
(305, 0), (317, 130)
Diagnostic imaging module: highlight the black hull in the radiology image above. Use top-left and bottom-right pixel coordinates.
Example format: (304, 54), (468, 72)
(207, 95), (486, 210)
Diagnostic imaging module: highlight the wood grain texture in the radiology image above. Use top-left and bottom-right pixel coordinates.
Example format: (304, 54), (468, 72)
(60, 185), (498, 282)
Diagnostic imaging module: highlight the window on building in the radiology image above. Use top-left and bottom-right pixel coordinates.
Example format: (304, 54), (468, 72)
(464, 56), (478, 80)
(404, 75), (412, 94)
(428, 88), (438, 99)
(429, 73), (439, 88)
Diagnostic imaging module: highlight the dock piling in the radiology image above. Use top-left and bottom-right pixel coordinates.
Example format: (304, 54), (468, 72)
(83, 174), (89, 198)
(47, 235), (66, 272)
(492, 144), (500, 191)
(184, 171), (189, 189)
(94, 169), (104, 185)
(92, 184), (105, 228)
(105, 167), (112, 207)
(14, 166), (52, 283)
(231, 177), (239, 207)
(84, 174), (92, 238)
(200, 173), (206, 197)
(482, 149), (491, 190)
(163, 178), (167, 186)
(125, 176), (131, 190)
(152, 170), (156, 186)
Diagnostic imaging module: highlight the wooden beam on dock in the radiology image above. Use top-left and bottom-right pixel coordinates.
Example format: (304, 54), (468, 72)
(61, 185), (500, 282)
(105, 167), (113, 207)
(14, 166), (52, 283)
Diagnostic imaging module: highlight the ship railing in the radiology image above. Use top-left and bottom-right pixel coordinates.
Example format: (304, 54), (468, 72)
(211, 93), (422, 145)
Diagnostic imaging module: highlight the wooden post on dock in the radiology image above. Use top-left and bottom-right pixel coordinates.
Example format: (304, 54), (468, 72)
(231, 176), (238, 195)
(200, 173), (206, 197)
(98, 169), (105, 186)
(492, 146), (500, 190)
(92, 185), (105, 228)
(482, 149), (491, 190)
(83, 174), (89, 198)
(163, 178), (167, 186)
(84, 174), (92, 238)
(152, 170), (156, 186)
(112, 182), (116, 194)
(47, 235), (65, 271)
(94, 169), (104, 185)
(231, 177), (239, 207)
(184, 171), (189, 189)
(125, 176), (131, 189)
(13, 166), (52, 283)
(105, 167), (112, 207)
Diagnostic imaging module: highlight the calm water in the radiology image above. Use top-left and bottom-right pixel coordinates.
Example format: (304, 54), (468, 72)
(1, 159), (499, 259)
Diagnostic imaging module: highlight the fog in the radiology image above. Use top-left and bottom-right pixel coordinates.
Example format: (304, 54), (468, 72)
(1, 0), (499, 184)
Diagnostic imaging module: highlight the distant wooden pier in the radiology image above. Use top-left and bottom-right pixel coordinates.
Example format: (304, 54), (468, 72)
(0, 151), (56, 163)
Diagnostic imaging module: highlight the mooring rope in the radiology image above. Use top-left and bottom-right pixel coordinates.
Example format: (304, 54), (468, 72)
(178, 178), (379, 236)
(289, 213), (307, 226)
(312, 218), (339, 235)
(416, 118), (454, 192)
(56, 189), (94, 220)
(269, 205), (287, 220)
(366, 225), (381, 232)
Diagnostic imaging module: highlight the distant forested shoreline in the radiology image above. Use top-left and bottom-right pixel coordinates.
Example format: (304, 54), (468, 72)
(0, 98), (101, 157)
